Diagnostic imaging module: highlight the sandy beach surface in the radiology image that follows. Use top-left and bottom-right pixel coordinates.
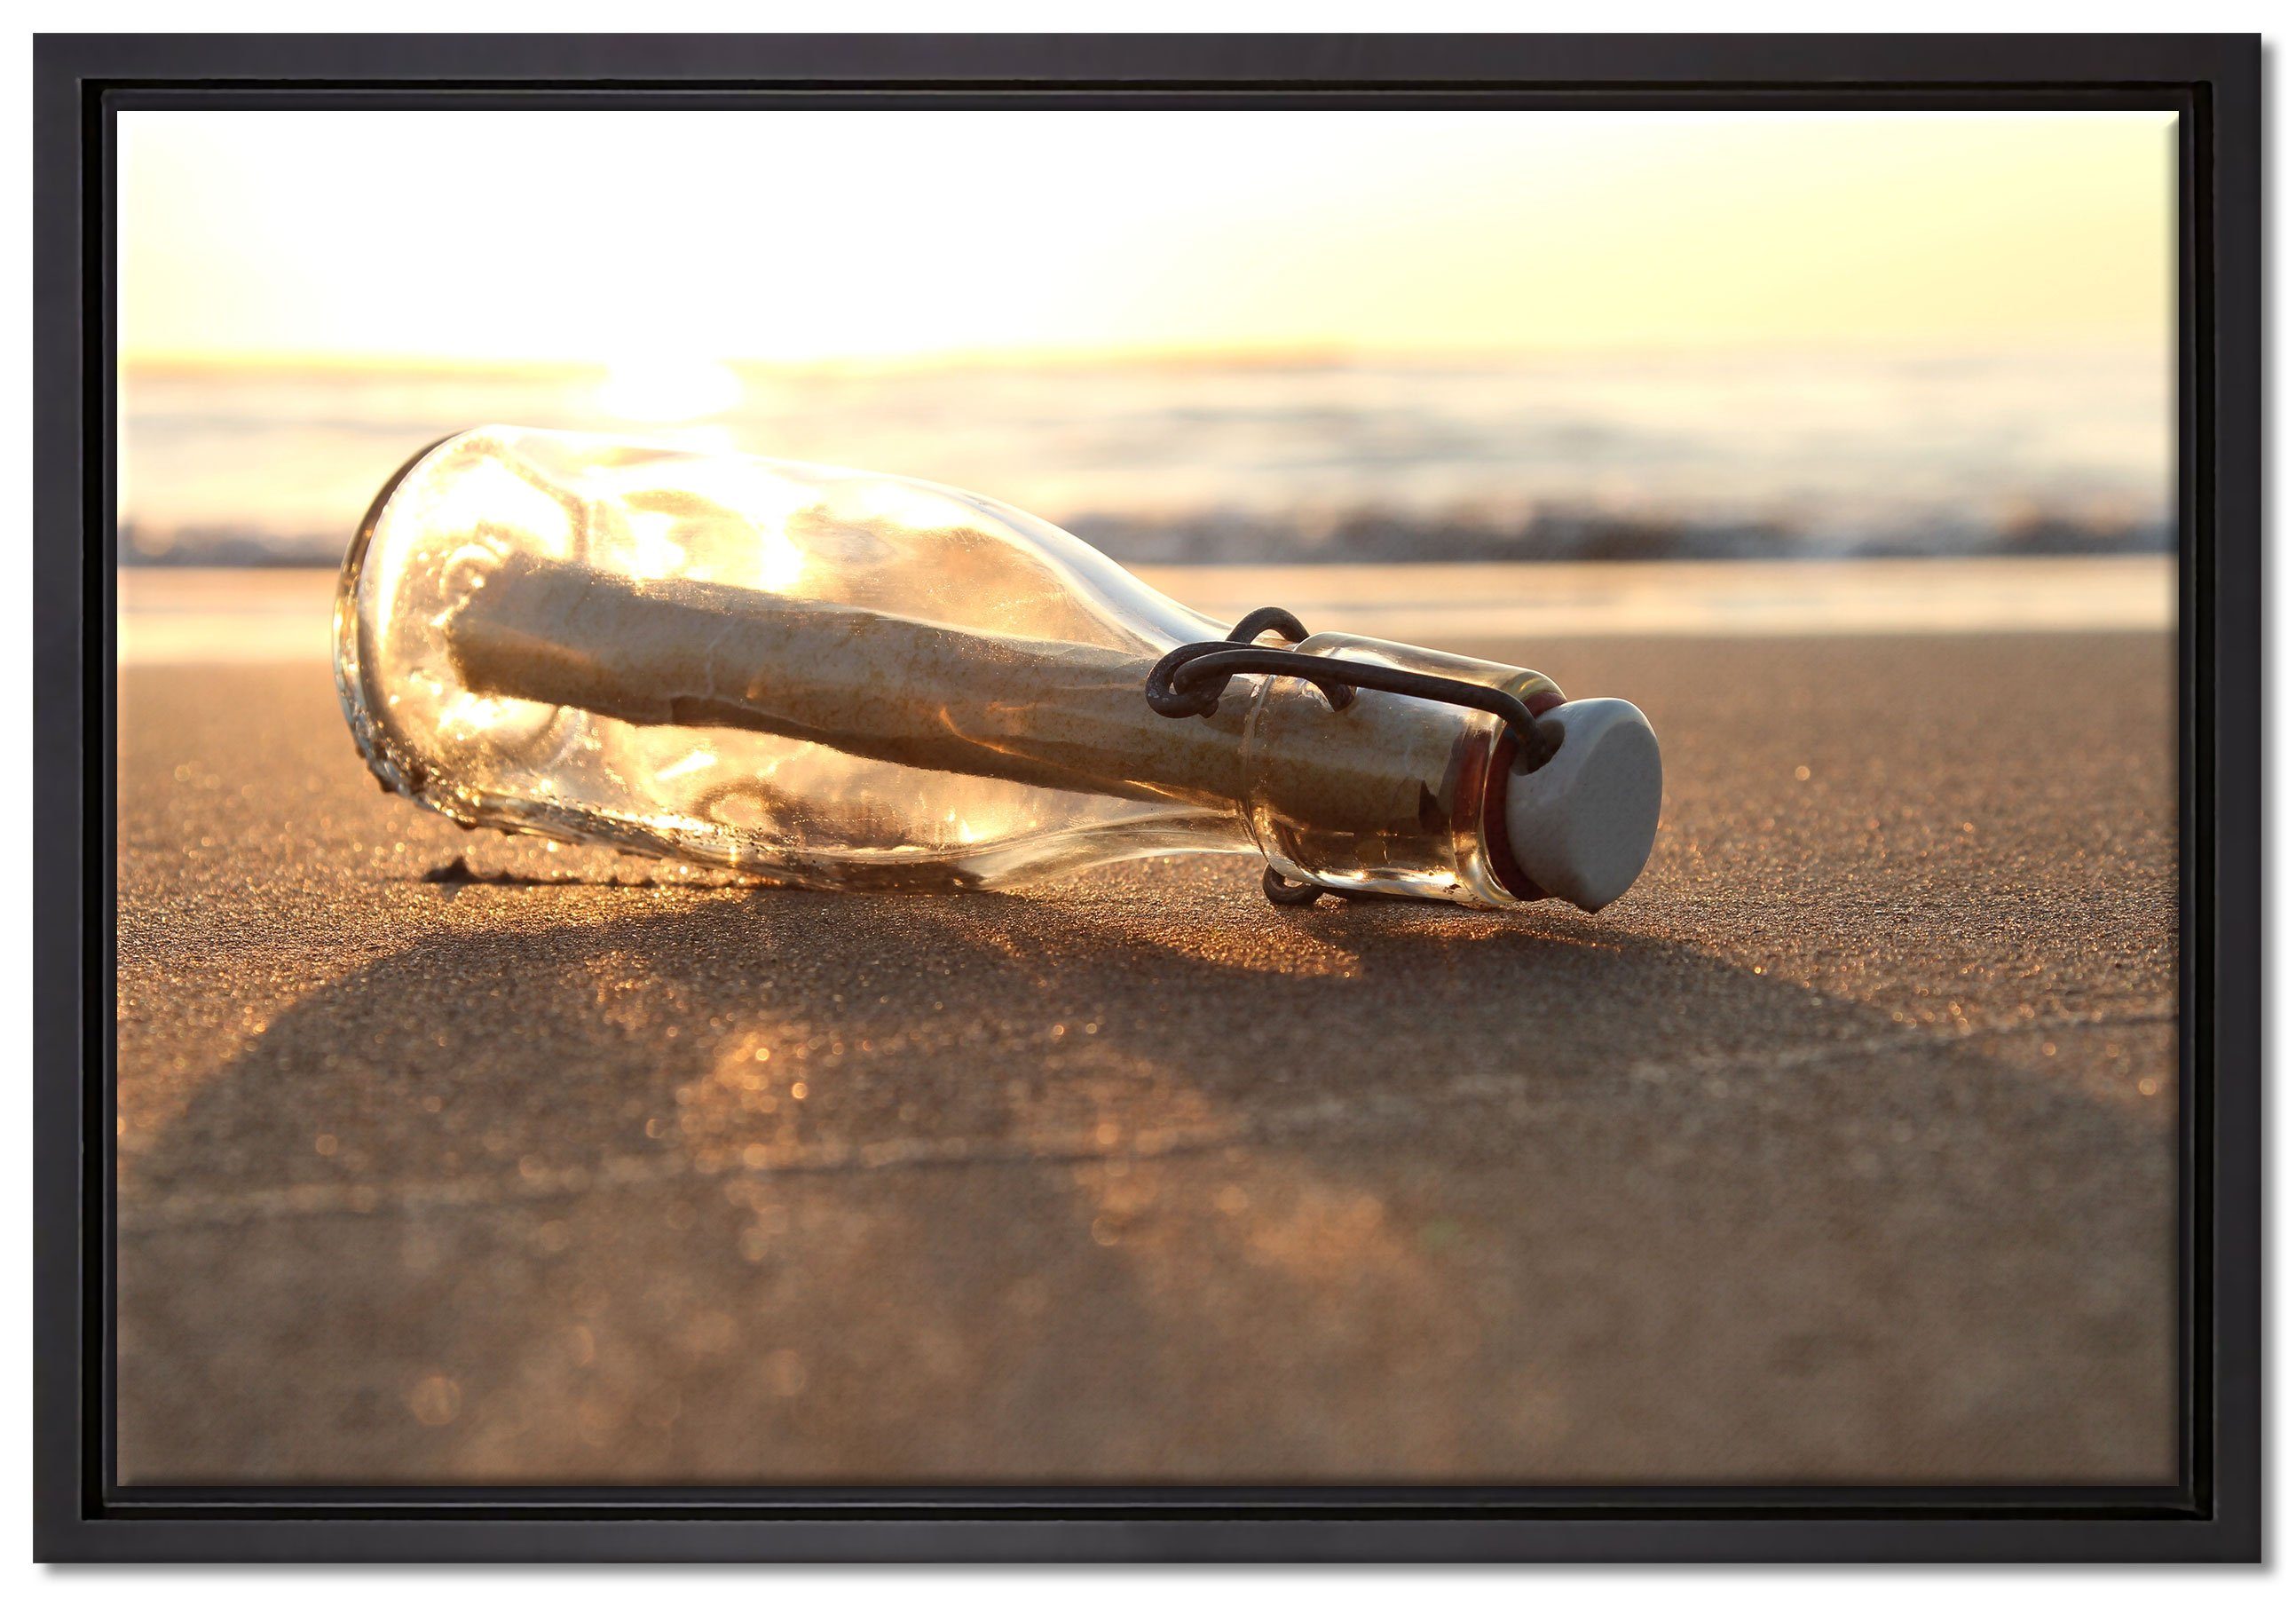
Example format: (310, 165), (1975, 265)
(113, 581), (2179, 1485)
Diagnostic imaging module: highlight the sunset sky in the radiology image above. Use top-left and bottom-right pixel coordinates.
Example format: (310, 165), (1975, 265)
(119, 109), (2176, 369)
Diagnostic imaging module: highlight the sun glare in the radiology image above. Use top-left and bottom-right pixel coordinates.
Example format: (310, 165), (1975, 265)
(119, 111), (2176, 368)
(595, 357), (745, 424)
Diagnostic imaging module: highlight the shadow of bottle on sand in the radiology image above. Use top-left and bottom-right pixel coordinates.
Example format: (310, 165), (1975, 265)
(114, 875), (2178, 1491)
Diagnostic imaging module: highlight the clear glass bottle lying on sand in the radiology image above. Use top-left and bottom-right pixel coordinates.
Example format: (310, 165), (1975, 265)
(336, 426), (1661, 910)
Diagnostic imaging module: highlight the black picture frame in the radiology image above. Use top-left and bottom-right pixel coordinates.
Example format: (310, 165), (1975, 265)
(34, 32), (2262, 1563)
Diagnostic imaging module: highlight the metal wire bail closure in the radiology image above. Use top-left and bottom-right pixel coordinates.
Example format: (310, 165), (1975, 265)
(1144, 609), (1566, 908)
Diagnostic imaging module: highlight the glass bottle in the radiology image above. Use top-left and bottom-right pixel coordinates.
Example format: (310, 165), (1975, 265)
(335, 426), (1661, 910)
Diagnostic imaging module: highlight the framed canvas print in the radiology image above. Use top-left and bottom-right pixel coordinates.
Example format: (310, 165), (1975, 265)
(32, 32), (2260, 1562)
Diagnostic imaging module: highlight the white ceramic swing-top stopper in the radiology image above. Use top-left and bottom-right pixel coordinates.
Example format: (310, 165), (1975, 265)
(1505, 698), (1664, 912)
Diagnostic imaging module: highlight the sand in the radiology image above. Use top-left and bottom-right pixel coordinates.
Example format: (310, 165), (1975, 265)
(112, 629), (2180, 1486)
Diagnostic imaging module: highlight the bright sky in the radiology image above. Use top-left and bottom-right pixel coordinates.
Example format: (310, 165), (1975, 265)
(119, 109), (2176, 368)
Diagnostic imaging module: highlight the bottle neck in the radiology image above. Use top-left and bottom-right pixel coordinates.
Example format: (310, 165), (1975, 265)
(1233, 633), (1562, 909)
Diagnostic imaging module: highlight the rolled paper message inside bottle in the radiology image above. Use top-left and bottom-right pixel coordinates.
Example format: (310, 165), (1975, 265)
(336, 425), (1662, 909)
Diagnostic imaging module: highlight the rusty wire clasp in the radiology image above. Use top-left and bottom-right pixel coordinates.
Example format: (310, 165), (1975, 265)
(1144, 608), (1564, 907)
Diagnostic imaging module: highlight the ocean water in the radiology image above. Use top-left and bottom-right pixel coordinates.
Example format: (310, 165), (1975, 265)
(119, 351), (2173, 568)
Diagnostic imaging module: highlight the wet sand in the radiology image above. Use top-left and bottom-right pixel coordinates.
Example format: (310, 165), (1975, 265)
(113, 628), (2180, 1486)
